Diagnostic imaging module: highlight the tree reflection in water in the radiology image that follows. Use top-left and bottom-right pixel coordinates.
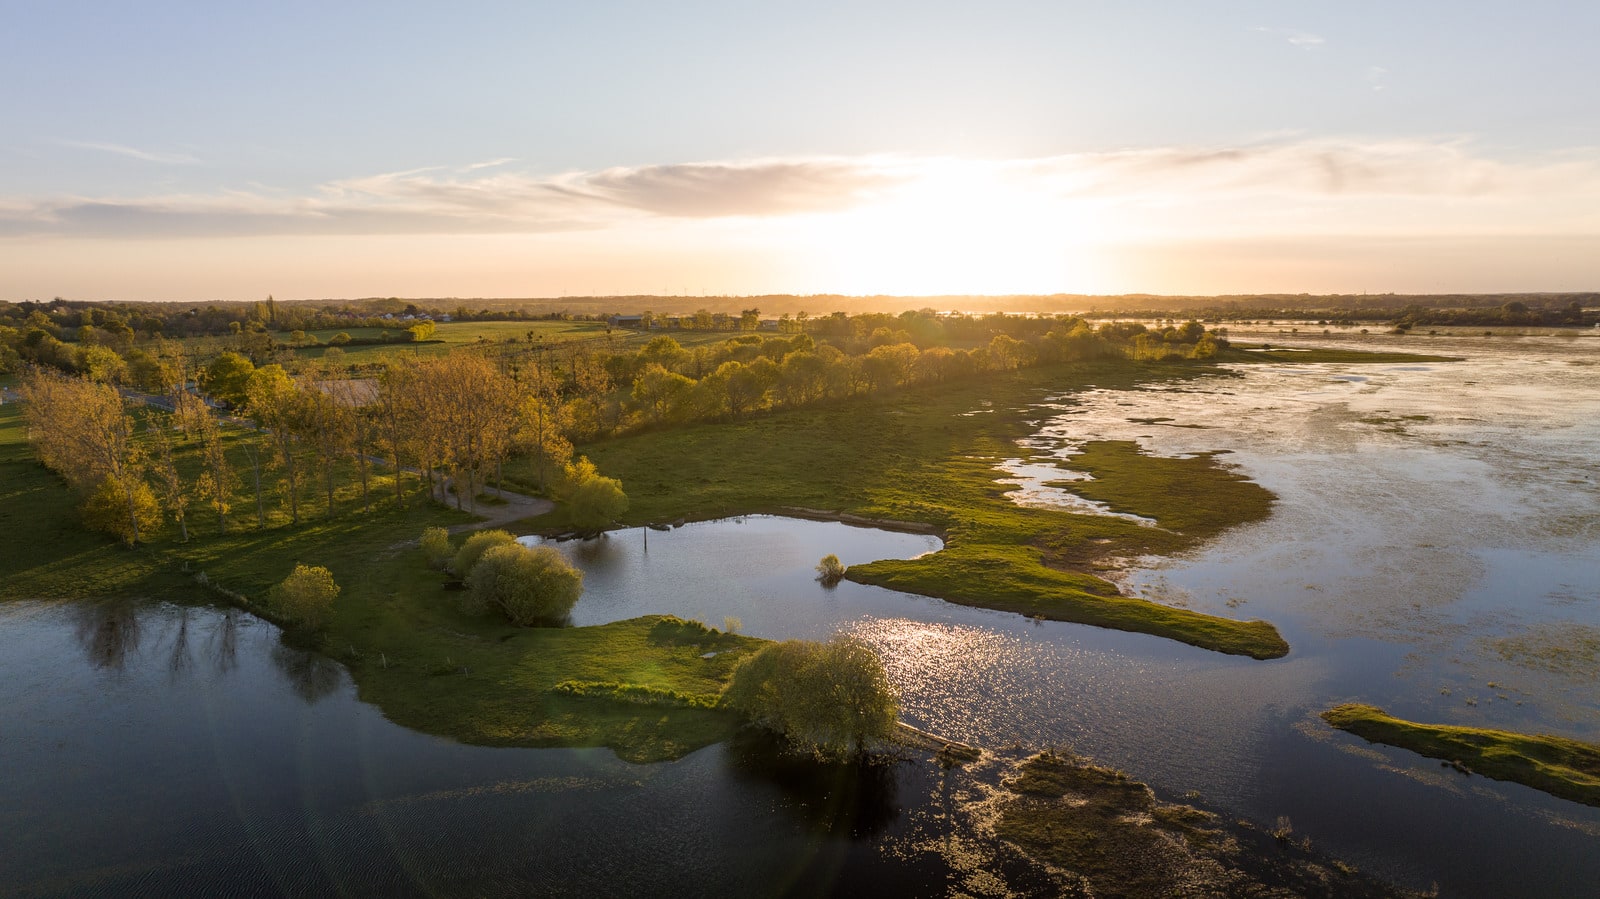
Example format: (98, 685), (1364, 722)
(166, 607), (193, 679)
(206, 609), (239, 676)
(270, 639), (343, 704)
(72, 599), (143, 672)
(722, 729), (902, 839)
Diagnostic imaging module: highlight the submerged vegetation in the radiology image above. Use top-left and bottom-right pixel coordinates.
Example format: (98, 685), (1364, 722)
(815, 553), (846, 586)
(1321, 704), (1600, 808)
(993, 750), (1423, 898)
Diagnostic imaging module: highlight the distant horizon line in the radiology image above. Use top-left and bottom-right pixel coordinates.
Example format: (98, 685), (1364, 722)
(9, 289), (1598, 307)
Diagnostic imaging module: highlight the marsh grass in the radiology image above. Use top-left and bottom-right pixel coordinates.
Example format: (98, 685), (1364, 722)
(533, 361), (1288, 658)
(1322, 704), (1600, 808)
(1224, 346), (1464, 364)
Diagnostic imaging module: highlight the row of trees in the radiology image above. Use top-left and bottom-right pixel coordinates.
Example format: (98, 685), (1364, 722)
(17, 350), (627, 544)
(483, 317), (1214, 440)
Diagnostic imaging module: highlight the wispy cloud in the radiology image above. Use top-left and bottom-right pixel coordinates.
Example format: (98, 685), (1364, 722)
(3, 141), (1598, 240)
(1252, 26), (1326, 49)
(1028, 140), (1533, 197)
(1367, 66), (1390, 92)
(463, 157), (517, 171)
(53, 139), (201, 165)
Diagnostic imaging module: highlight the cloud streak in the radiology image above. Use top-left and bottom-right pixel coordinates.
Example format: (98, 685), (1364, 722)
(3, 141), (1598, 240)
(1252, 26), (1325, 49)
(54, 139), (201, 165)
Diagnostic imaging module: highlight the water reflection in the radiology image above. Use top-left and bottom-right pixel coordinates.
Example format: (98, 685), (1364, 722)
(524, 516), (943, 636)
(206, 608), (240, 675)
(72, 598), (143, 672)
(270, 639), (344, 704)
(723, 730), (902, 839)
(166, 606), (192, 679)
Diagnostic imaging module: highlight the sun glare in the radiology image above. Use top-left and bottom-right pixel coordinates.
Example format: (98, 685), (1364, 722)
(790, 163), (1108, 296)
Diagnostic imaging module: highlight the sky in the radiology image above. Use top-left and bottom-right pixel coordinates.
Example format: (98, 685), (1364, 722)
(3, 0), (1598, 301)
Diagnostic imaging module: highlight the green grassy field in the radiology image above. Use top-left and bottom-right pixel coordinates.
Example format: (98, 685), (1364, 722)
(0, 402), (761, 761)
(286, 320), (734, 363)
(1322, 704), (1600, 808)
(521, 359), (1290, 659)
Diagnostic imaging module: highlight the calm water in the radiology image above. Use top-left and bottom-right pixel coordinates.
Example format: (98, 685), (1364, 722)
(4, 332), (1599, 896)
(0, 599), (1050, 897)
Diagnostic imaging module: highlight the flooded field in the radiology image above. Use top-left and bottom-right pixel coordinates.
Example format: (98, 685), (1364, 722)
(3, 331), (1597, 896)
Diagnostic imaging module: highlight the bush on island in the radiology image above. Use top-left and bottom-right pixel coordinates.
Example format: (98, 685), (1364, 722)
(816, 554), (846, 586)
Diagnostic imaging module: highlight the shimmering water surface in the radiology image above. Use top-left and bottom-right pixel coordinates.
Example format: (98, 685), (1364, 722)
(4, 331), (1599, 897)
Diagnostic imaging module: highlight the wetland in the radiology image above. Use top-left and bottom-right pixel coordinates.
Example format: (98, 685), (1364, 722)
(4, 328), (1599, 896)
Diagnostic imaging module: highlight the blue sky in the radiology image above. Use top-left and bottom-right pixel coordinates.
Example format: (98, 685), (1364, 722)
(3, 1), (1598, 299)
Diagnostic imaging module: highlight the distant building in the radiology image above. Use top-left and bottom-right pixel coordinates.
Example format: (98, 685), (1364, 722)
(609, 314), (645, 329)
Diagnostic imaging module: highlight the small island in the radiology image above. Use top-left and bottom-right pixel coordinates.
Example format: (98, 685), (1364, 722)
(1322, 704), (1600, 808)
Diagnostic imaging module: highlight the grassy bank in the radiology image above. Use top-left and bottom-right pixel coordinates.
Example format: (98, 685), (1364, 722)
(1321, 704), (1600, 808)
(531, 360), (1289, 659)
(0, 402), (761, 761)
(1224, 345), (1464, 364)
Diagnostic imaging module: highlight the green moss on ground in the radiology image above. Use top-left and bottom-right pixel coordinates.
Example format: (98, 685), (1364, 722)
(1321, 704), (1600, 808)
(536, 361), (1288, 659)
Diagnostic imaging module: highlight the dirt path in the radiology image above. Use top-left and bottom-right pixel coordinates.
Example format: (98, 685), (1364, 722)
(440, 484), (555, 534)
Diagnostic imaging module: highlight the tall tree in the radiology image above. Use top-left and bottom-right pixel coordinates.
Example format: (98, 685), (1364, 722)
(147, 420), (192, 542)
(192, 412), (240, 533)
(298, 382), (355, 518)
(245, 365), (306, 524)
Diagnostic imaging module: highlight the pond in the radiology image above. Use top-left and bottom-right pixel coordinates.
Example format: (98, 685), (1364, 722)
(5, 331), (1599, 896)
(0, 599), (1052, 897)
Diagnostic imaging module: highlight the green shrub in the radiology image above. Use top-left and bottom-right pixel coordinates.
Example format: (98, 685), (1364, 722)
(420, 526), (453, 568)
(465, 543), (583, 625)
(816, 553), (846, 585)
(724, 635), (898, 757)
(80, 474), (162, 547)
(451, 529), (515, 577)
(270, 564), (340, 629)
(563, 460), (628, 531)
